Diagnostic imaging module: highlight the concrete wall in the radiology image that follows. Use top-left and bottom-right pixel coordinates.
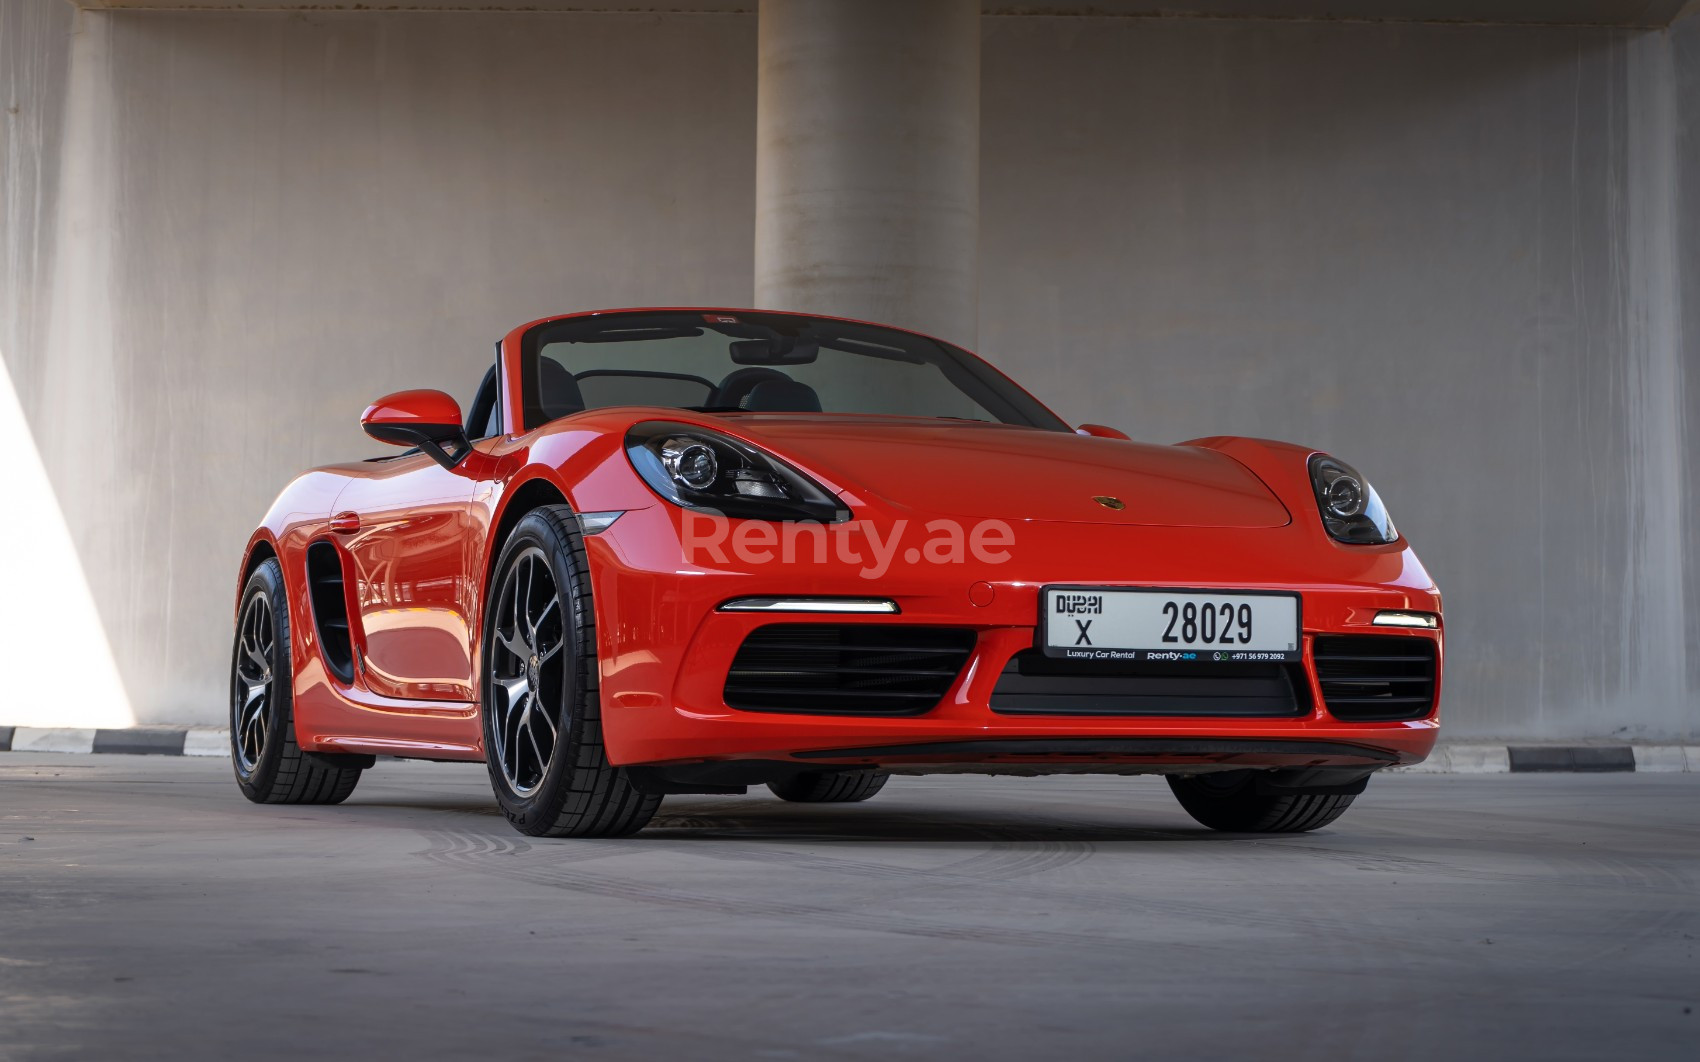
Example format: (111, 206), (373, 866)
(2, 3), (1694, 739)
(1, 5), (757, 723)
(979, 15), (1695, 740)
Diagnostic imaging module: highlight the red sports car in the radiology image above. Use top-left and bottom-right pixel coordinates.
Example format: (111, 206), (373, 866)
(232, 308), (1441, 836)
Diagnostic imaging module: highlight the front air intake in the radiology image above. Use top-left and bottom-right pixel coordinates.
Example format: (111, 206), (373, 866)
(1313, 635), (1438, 721)
(723, 624), (976, 714)
(990, 651), (1309, 717)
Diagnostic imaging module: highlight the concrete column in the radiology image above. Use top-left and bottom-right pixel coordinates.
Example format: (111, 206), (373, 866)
(3, 4), (133, 727)
(1622, 27), (1690, 732)
(755, 0), (980, 344)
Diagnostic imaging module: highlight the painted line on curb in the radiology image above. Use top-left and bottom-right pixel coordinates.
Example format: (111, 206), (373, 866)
(1508, 746), (1636, 772)
(1390, 745), (1510, 773)
(1633, 746), (1697, 772)
(10, 728), (97, 754)
(2, 727), (216, 757)
(183, 729), (231, 757)
(92, 728), (189, 756)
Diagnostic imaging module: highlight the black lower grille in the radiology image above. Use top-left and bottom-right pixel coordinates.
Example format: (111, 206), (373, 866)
(1313, 635), (1438, 721)
(990, 651), (1309, 717)
(724, 624), (976, 714)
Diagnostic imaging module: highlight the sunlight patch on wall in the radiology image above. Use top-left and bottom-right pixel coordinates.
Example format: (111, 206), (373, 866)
(0, 349), (134, 728)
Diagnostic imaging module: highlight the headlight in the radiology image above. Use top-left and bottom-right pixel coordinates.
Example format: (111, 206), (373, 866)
(626, 421), (849, 522)
(1307, 455), (1397, 544)
(661, 438), (719, 490)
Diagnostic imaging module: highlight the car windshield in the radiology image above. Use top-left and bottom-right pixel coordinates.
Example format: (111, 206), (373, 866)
(520, 310), (1068, 432)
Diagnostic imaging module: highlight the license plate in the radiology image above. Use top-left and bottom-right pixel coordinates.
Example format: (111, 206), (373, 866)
(1041, 587), (1301, 662)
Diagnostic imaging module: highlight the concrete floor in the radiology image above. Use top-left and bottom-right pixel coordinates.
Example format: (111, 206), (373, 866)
(0, 756), (1695, 1061)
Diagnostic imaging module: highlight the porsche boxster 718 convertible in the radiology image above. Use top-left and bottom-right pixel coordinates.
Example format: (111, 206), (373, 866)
(232, 308), (1441, 836)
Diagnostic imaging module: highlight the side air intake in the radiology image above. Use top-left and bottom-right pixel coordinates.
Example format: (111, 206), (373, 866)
(305, 541), (355, 684)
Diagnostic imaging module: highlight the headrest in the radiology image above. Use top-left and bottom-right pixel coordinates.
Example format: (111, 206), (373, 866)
(712, 367), (791, 408)
(538, 359), (585, 419)
(744, 379), (822, 413)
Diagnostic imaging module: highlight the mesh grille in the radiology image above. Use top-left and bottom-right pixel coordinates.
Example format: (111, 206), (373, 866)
(990, 651), (1309, 717)
(1313, 635), (1438, 721)
(724, 624), (976, 714)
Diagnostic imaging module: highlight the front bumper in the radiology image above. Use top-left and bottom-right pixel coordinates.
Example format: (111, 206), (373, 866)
(588, 505), (1442, 772)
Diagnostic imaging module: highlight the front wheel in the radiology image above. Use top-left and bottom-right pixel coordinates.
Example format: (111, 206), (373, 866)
(1167, 771), (1356, 833)
(230, 557), (365, 805)
(481, 506), (660, 838)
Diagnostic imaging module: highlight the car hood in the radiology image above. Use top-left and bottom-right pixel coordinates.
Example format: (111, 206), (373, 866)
(722, 416), (1292, 528)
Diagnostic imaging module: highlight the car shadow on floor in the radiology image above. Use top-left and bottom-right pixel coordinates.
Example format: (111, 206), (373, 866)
(647, 800), (1230, 844)
(350, 794), (1238, 844)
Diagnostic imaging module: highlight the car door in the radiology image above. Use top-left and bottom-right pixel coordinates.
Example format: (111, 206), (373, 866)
(332, 452), (481, 701)
(331, 367), (501, 703)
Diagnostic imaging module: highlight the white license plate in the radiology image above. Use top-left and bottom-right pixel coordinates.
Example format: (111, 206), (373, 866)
(1042, 587), (1301, 662)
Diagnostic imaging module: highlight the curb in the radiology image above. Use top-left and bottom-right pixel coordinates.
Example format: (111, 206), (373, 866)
(1, 726), (231, 758)
(1390, 744), (1700, 774)
(2, 729), (1698, 772)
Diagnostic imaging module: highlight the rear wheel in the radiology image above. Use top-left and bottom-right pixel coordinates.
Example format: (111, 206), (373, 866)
(230, 558), (365, 805)
(481, 506), (660, 838)
(1167, 771), (1355, 833)
(768, 770), (889, 803)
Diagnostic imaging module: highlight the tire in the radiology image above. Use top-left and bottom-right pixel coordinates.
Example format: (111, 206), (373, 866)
(231, 557), (365, 805)
(1167, 771), (1356, 833)
(768, 770), (889, 803)
(481, 505), (661, 838)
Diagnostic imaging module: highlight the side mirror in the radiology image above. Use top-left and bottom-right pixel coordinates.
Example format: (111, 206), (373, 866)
(1076, 423), (1131, 441)
(361, 389), (471, 469)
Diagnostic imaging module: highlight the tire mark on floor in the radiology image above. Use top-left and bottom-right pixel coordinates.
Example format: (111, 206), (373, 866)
(647, 806), (1099, 882)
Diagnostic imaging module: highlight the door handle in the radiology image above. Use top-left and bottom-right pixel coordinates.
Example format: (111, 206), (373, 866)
(329, 511), (361, 534)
